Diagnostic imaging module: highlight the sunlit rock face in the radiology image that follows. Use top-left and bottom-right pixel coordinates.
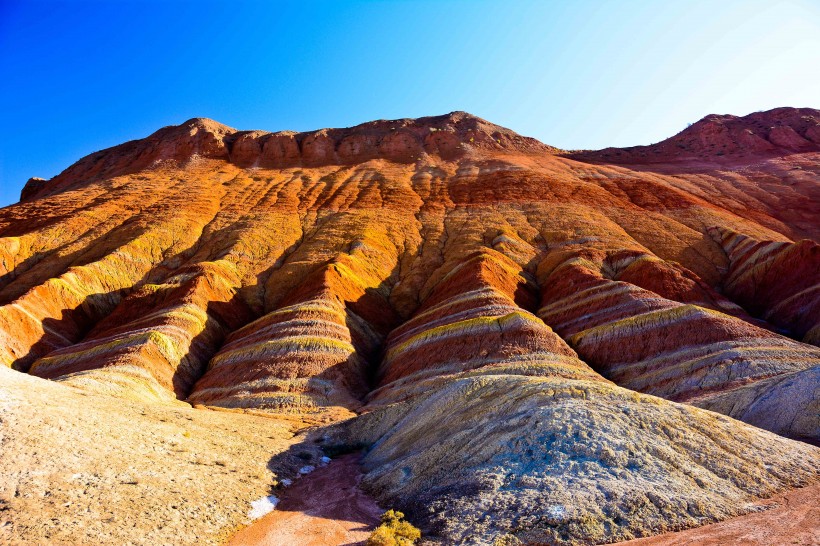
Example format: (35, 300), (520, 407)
(536, 243), (820, 441)
(2, 108), (819, 545)
(570, 107), (820, 163)
(708, 226), (820, 346)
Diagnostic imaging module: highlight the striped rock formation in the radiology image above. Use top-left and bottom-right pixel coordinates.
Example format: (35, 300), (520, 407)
(536, 244), (820, 441)
(2, 108), (820, 545)
(29, 261), (252, 404)
(188, 213), (406, 419)
(708, 226), (820, 345)
(369, 249), (607, 406)
(328, 246), (819, 544)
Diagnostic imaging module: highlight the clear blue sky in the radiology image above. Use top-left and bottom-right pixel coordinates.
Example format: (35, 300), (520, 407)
(2, 0), (819, 207)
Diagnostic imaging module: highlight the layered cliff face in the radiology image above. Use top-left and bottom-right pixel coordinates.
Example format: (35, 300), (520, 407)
(2, 108), (820, 545)
(708, 226), (820, 345)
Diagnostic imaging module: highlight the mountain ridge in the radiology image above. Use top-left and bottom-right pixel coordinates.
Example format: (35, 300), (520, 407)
(571, 106), (820, 164)
(1, 106), (819, 545)
(19, 106), (820, 204)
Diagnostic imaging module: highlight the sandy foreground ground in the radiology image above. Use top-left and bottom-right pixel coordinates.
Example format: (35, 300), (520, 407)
(0, 367), (323, 546)
(2, 364), (818, 546)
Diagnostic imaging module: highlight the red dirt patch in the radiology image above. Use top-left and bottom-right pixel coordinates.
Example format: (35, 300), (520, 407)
(228, 453), (383, 546)
(614, 483), (820, 545)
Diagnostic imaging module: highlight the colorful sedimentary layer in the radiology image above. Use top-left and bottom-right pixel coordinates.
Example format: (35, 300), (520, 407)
(0, 179), (225, 372)
(708, 226), (820, 345)
(2, 108), (819, 545)
(327, 229), (820, 544)
(536, 244), (820, 440)
(189, 215), (406, 419)
(370, 249), (607, 406)
(29, 261), (252, 404)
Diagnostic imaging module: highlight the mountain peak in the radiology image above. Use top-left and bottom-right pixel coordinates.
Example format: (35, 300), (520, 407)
(571, 107), (820, 164)
(225, 110), (554, 167)
(23, 113), (555, 200)
(178, 117), (236, 132)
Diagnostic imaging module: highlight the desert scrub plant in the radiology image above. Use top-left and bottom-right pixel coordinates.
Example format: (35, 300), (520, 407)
(366, 509), (421, 546)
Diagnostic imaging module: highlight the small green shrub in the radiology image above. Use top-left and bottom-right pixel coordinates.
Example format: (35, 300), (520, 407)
(366, 509), (421, 546)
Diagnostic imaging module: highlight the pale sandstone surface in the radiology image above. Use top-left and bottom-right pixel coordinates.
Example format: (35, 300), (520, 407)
(0, 367), (321, 546)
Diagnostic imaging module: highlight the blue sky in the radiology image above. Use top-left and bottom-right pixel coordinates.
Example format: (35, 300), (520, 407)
(1, 0), (819, 207)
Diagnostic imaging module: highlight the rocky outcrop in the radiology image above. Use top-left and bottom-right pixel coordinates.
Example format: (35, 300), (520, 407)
(2, 108), (820, 545)
(536, 244), (820, 440)
(571, 107), (820, 164)
(331, 373), (819, 545)
(19, 177), (48, 201)
(708, 226), (820, 345)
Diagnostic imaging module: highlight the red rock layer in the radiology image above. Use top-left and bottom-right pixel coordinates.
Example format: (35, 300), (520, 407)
(21, 113), (553, 202)
(708, 226), (820, 345)
(370, 249), (606, 406)
(0, 108), (817, 440)
(537, 244), (820, 440)
(572, 107), (820, 164)
(188, 217), (404, 418)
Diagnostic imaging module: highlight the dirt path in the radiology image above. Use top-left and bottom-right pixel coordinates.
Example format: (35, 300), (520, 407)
(228, 453), (383, 546)
(614, 483), (820, 545)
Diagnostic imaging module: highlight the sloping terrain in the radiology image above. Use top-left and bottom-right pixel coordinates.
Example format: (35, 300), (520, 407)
(617, 483), (820, 546)
(1, 108), (819, 545)
(226, 453), (383, 546)
(0, 366), (320, 546)
(707, 225), (820, 345)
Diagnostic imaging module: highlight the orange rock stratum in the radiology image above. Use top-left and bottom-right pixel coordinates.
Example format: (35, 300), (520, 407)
(1, 108), (819, 545)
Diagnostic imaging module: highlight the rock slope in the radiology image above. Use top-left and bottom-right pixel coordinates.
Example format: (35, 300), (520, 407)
(1, 108), (819, 545)
(708, 226), (820, 345)
(571, 107), (820, 163)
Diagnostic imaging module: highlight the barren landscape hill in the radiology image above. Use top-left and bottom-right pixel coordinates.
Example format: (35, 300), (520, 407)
(1, 108), (819, 545)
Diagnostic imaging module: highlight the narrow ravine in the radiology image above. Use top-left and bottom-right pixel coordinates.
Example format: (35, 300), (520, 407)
(228, 453), (383, 546)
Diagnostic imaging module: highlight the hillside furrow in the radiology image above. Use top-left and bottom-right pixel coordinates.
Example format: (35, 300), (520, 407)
(2, 109), (819, 546)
